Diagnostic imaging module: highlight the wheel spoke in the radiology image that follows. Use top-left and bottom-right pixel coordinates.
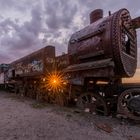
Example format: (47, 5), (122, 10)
(77, 92), (108, 115)
(118, 88), (140, 121)
(129, 93), (133, 98)
(85, 95), (89, 103)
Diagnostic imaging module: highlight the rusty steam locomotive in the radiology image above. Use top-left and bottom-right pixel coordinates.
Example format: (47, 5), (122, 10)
(1, 8), (140, 120)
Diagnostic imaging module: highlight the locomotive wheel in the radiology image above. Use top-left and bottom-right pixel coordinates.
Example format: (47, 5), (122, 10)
(117, 88), (140, 120)
(76, 92), (108, 115)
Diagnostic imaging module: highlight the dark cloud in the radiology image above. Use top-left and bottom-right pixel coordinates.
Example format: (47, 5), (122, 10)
(0, 0), (37, 12)
(45, 0), (77, 30)
(0, 0), (139, 68)
(0, 4), (43, 63)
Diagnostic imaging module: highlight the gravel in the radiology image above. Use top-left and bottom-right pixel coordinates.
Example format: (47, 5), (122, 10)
(0, 91), (140, 140)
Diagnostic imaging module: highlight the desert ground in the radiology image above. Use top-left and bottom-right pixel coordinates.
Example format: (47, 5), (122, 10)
(0, 91), (140, 140)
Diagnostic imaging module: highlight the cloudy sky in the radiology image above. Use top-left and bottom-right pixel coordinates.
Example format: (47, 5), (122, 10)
(0, 0), (140, 67)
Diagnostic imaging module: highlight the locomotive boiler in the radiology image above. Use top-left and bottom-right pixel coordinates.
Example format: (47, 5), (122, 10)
(67, 9), (139, 78)
(66, 8), (140, 120)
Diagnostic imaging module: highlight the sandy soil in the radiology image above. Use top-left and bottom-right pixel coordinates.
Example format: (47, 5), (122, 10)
(0, 91), (140, 140)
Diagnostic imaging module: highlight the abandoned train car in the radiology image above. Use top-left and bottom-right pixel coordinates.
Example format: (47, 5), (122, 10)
(5, 46), (69, 105)
(2, 8), (140, 120)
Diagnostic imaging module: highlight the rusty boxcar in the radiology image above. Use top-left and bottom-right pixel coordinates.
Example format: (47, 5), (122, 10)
(8, 46), (55, 78)
(6, 46), (69, 104)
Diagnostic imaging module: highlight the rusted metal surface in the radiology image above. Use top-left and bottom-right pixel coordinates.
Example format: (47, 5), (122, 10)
(90, 9), (103, 23)
(131, 17), (140, 29)
(8, 46), (55, 78)
(68, 8), (139, 78)
(6, 46), (70, 106)
(65, 58), (115, 85)
(55, 54), (69, 71)
(95, 123), (113, 133)
(67, 8), (140, 121)
(111, 9), (137, 77)
(65, 58), (114, 72)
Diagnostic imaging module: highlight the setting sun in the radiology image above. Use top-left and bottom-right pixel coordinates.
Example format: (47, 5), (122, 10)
(123, 68), (140, 83)
(46, 71), (66, 93)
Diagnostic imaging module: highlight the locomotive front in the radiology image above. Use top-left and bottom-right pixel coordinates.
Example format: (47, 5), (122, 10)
(68, 8), (139, 78)
(66, 8), (140, 120)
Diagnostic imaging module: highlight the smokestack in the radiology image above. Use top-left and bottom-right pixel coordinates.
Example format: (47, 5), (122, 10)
(90, 9), (103, 24)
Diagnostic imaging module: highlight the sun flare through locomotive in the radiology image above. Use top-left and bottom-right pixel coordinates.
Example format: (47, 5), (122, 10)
(45, 71), (67, 93)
